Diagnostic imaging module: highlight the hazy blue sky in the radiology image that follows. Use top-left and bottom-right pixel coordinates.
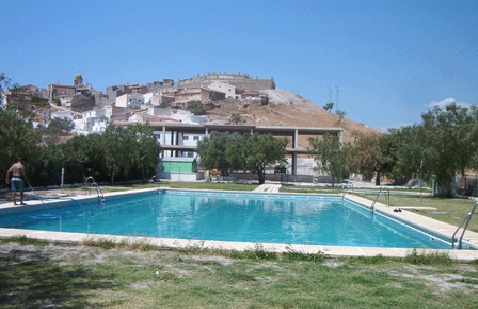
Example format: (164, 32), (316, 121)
(1, 0), (477, 131)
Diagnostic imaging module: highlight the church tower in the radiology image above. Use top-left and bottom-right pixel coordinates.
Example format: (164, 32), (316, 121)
(74, 73), (83, 87)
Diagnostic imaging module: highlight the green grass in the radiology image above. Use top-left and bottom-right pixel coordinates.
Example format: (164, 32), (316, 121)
(158, 181), (258, 191)
(0, 237), (477, 308)
(356, 193), (478, 233)
(280, 185), (344, 194)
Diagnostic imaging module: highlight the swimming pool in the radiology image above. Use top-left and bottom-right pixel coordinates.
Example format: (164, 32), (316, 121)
(0, 190), (452, 249)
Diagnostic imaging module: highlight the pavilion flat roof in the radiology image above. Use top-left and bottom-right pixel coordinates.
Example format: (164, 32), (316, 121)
(147, 123), (342, 135)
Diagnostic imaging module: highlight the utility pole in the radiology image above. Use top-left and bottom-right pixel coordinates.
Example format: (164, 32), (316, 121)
(335, 86), (339, 112)
(328, 89), (332, 104)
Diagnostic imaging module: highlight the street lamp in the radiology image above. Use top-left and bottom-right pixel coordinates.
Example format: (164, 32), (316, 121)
(419, 160), (423, 207)
(59, 149), (64, 194)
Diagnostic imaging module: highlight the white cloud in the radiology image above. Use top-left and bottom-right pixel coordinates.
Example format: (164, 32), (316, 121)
(375, 122), (416, 133)
(428, 98), (471, 109)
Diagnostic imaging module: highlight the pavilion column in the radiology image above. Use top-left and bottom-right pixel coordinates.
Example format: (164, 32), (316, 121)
(161, 126), (166, 158)
(290, 129), (298, 175)
(292, 152), (298, 176)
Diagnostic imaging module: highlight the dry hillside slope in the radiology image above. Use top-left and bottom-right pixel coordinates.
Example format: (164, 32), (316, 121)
(208, 89), (379, 148)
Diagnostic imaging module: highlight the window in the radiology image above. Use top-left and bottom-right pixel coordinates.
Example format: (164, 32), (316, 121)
(183, 136), (189, 140)
(193, 136), (199, 141)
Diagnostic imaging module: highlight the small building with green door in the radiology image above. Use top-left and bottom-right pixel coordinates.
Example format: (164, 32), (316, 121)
(159, 157), (199, 181)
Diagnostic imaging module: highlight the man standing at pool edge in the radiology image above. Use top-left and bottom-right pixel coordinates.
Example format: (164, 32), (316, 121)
(6, 157), (29, 206)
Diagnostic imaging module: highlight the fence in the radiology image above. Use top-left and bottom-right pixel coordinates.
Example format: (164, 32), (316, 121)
(457, 175), (478, 197)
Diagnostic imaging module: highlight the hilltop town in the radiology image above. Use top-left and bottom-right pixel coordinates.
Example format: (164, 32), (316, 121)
(3, 72), (378, 147)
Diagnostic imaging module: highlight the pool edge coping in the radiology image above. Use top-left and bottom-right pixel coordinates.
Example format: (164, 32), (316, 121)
(1, 188), (477, 262)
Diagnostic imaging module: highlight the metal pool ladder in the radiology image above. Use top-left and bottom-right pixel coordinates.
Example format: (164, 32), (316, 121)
(451, 202), (477, 249)
(85, 176), (105, 204)
(341, 182), (353, 199)
(149, 176), (161, 192)
(370, 187), (389, 214)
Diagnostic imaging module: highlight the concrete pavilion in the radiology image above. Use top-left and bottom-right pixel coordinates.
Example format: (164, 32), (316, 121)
(134, 123), (342, 176)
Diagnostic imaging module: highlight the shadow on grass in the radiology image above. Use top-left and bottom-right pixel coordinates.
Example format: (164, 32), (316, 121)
(0, 249), (118, 308)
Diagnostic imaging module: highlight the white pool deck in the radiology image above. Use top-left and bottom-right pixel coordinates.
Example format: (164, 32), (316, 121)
(1, 188), (477, 262)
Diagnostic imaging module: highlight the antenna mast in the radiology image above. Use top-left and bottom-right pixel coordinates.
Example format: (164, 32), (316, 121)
(335, 86), (339, 112)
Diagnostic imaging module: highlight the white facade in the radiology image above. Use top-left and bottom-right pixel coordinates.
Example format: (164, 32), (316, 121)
(143, 92), (154, 104)
(207, 81), (237, 98)
(172, 109), (208, 124)
(115, 93), (144, 109)
(147, 107), (174, 116)
(82, 109), (109, 133)
(153, 130), (204, 159)
(128, 113), (144, 123)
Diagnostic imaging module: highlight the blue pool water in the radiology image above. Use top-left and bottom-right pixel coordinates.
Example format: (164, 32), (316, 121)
(0, 190), (451, 248)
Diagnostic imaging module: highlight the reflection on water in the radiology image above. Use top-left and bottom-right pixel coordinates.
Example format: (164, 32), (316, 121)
(0, 191), (449, 248)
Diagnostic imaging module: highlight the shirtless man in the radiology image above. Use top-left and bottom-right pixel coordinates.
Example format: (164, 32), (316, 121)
(5, 158), (29, 206)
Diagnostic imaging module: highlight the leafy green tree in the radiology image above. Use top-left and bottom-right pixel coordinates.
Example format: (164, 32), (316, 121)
(31, 96), (50, 108)
(47, 117), (75, 135)
(420, 103), (477, 196)
(322, 102), (334, 111)
(196, 131), (240, 176)
(353, 133), (396, 185)
(389, 103), (478, 196)
(225, 133), (287, 184)
(308, 133), (355, 186)
(187, 100), (207, 115)
(230, 113), (243, 125)
(0, 74), (42, 187)
(103, 125), (136, 184)
(126, 124), (161, 181)
(335, 110), (347, 124)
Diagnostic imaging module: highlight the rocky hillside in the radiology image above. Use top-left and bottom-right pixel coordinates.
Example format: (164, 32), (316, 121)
(207, 89), (379, 147)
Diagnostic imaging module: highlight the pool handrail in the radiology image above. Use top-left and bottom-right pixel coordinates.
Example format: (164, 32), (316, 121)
(370, 187), (382, 214)
(84, 177), (105, 204)
(341, 182), (354, 198)
(370, 187), (390, 214)
(149, 176), (161, 192)
(451, 201), (478, 249)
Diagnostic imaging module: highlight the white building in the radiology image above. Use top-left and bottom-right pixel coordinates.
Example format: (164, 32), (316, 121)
(81, 109), (109, 133)
(207, 81), (237, 99)
(115, 93), (144, 109)
(143, 92), (154, 105)
(153, 130), (204, 159)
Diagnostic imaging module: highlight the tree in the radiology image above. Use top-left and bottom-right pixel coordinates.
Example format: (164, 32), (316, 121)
(353, 133), (396, 185)
(196, 131), (239, 176)
(47, 117), (75, 135)
(0, 74), (42, 187)
(308, 133), (355, 186)
(419, 103), (477, 197)
(225, 133), (287, 184)
(335, 110), (347, 124)
(389, 103), (478, 197)
(126, 124), (161, 181)
(187, 100), (207, 115)
(103, 125), (137, 184)
(322, 102), (334, 111)
(230, 113), (243, 125)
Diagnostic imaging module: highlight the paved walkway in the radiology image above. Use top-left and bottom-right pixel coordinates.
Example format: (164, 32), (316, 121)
(254, 183), (282, 193)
